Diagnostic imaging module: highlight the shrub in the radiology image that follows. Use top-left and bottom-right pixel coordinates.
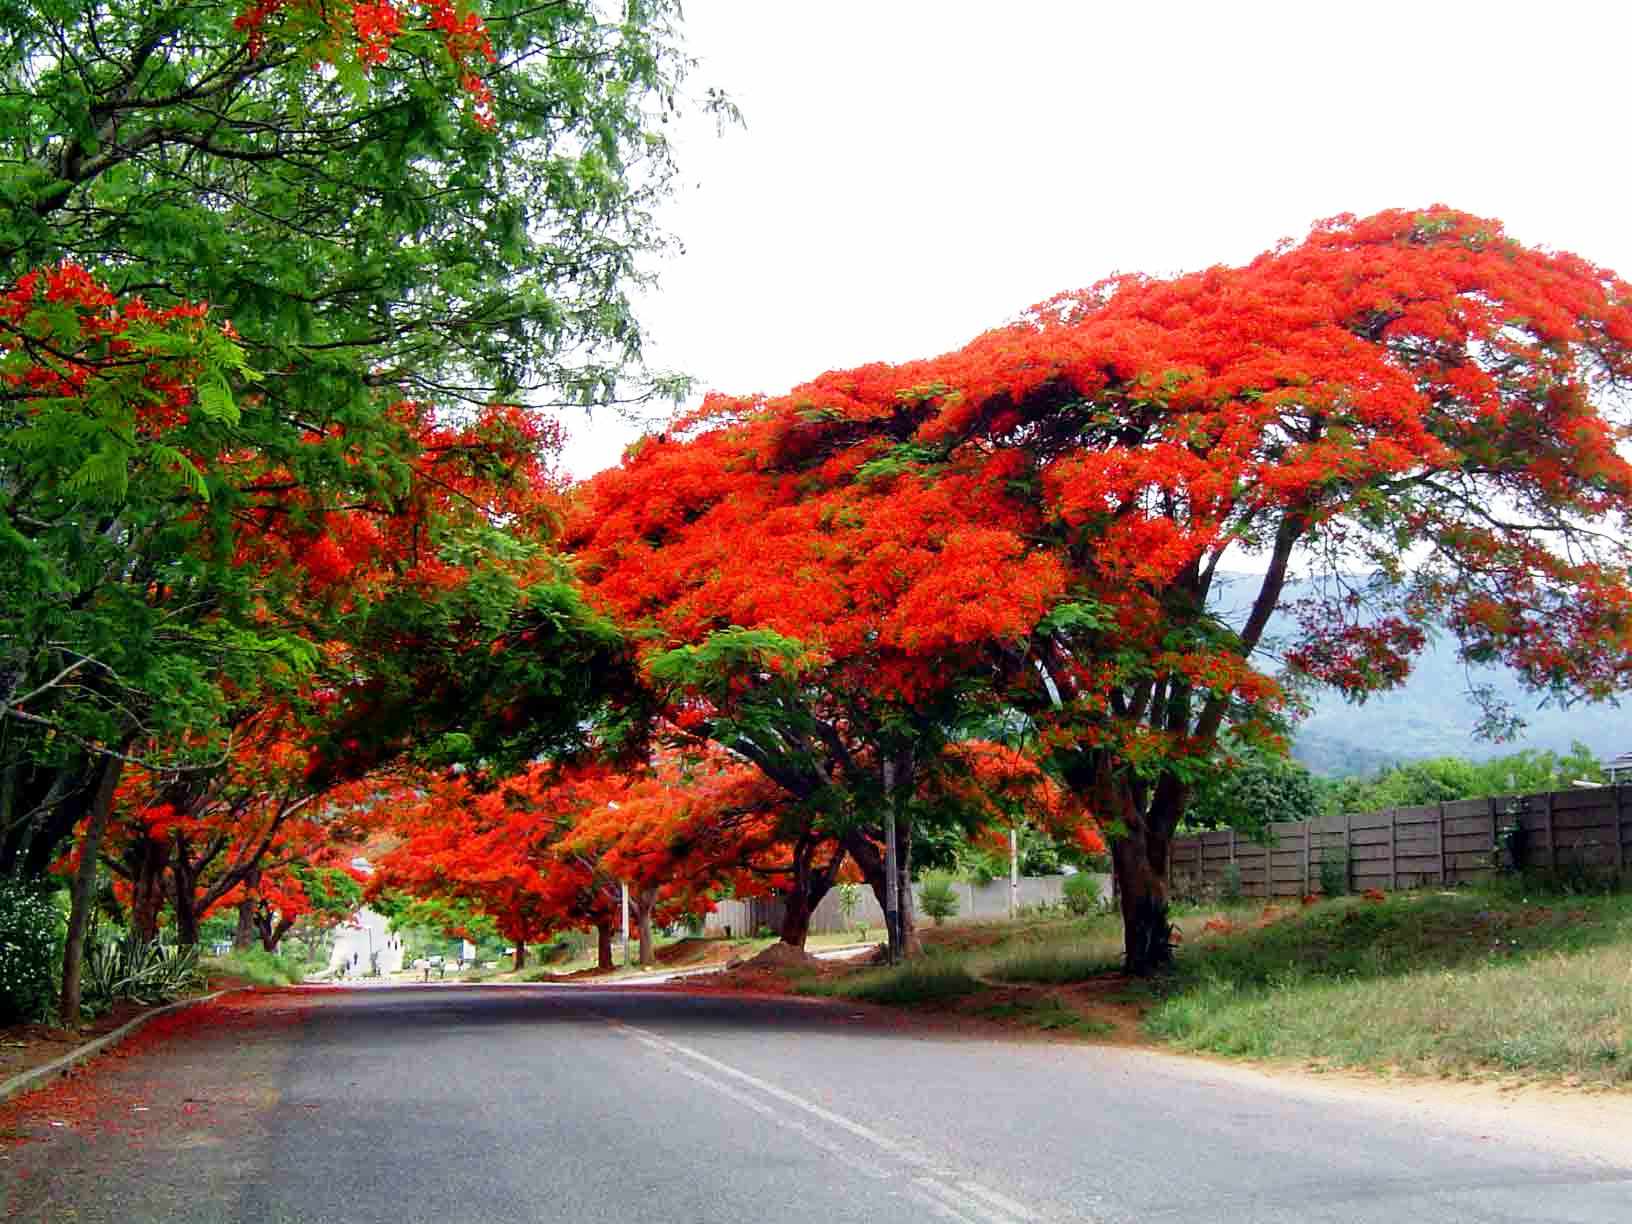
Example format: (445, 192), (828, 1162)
(1062, 872), (1102, 916)
(0, 878), (63, 1024)
(836, 881), (863, 936)
(1220, 861), (1244, 903)
(918, 873), (960, 926)
(1318, 849), (1349, 897)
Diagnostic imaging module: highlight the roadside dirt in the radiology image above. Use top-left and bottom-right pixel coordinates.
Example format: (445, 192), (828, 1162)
(0, 990), (305, 1150)
(0, 972), (260, 1091)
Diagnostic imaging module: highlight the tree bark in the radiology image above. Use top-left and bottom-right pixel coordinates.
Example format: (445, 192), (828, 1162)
(779, 891), (815, 949)
(170, 839), (201, 946)
(232, 866), (261, 951)
(256, 908), (295, 953)
(60, 754), (124, 1025)
(513, 941), (527, 971)
(843, 820), (921, 959)
(636, 887), (657, 967)
(777, 837), (844, 949)
(126, 834), (170, 943)
(233, 894), (257, 951)
(1099, 761), (1181, 975)
(595, 921), (614, 972)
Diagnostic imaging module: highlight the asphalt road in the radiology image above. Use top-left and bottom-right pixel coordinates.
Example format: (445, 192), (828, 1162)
(4, 984), (1629, 1223)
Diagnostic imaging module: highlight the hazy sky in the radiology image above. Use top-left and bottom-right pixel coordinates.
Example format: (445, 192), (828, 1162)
(560, 1), (1632, 477)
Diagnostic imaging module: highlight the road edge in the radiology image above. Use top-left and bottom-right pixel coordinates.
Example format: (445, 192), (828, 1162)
(0, 988), (240, 1105)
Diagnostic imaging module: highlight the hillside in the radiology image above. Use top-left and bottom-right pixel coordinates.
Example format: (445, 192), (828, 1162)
(1209, 573), (1625, 777)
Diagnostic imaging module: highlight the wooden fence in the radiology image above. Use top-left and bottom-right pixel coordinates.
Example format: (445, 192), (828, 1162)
(1167, 784), (1632, 899)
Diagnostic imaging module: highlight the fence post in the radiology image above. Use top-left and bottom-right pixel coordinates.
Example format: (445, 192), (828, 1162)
(1229, 828), (1236, 864)
(1343, 811), (1351, 890)
(1489, 796), (1499, 875)
(1438, 801), (1447, 885)
(1389, 808), (1398, 891)
(1303, 822), (1311, 895)
(1544, 790), (1557, 873)
(1616, 784), (1625, 875)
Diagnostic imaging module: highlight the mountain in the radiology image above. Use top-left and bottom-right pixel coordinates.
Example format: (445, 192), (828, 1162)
(1207, 573), (1627, 777)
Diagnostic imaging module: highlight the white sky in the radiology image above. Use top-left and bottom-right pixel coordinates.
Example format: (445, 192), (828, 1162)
(559, 0), (1632, 478)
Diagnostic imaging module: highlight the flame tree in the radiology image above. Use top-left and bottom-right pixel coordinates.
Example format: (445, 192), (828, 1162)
(576, 207), (1632, 972)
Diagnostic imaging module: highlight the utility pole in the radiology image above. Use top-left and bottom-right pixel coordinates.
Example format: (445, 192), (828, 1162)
(1009, 825), (1020, 920)
(883, 757), (900, 965)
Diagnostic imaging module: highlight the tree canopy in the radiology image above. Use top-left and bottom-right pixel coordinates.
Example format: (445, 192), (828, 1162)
(567, 206), (1632, 971)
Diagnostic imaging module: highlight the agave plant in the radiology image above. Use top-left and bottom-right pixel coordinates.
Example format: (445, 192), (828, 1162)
(81, 929), (205, 1017)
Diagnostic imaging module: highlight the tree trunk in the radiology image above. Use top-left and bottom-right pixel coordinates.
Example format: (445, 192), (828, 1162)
(595, 921), (614, 971)
(843, 819), (921, 960)
(636, 887), (656, 967)
(258, 911), (295, 953)
(127, 835), (170, 943)
(60, 755), (124, 1026)
(170, 843), (201, 947)
(893, 811), (918, 958)
(233, 895), (257, 951)
(779, 891), (815, 948)
(778, 838), (844, 949)
(232, 866), (261, 951)
(1097, 761), (1181, 976)
(513, 941), (527, 971)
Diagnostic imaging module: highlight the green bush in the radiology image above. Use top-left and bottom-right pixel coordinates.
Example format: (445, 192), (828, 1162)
(1317, 849), (1349, 897)
(0, 878), (64, 1024)
(1062, 872), (1101, 916)
(1220, 860), (1244, 903)
(918, 873), (960, 926)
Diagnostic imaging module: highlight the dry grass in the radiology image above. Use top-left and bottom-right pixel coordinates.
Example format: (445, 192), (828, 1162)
(789, 884), (1632, 1083)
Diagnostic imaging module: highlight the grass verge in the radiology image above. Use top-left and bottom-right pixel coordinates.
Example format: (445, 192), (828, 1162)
(1146, 886), (1632, 1084)
(202, 949), (306, 987)
(789, 883), (1632, 1084)
(796, 956), (983, 1006)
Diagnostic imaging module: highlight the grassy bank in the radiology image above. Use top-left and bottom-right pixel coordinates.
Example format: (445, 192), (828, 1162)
(1146, 887), (1632, 1084)
(788, 883), (1632, 1085)
(202, 949), (308, 987)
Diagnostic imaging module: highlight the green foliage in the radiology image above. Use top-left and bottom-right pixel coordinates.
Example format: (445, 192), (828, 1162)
(0, 878), (63, 1024)
(1220, 860), (1244, 903)
(81, 935), (204, 1018)
(918, 872), (960, 926)
(0, 0), (702, 411)
(292, 865), (364, 924)
(1062, 872), (1102, 917)
(953, 823), (1084, 883)
(1185, 742), (1320, 836)
(1315, 743), (1604, 816)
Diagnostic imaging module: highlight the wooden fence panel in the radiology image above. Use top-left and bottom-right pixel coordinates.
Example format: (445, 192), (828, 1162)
(1168, 784), (1631, 898)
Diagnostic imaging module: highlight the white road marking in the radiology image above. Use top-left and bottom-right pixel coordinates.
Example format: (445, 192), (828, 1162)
(627, 1032), (892, 1182)
(607, 1017), (1062, 1223)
